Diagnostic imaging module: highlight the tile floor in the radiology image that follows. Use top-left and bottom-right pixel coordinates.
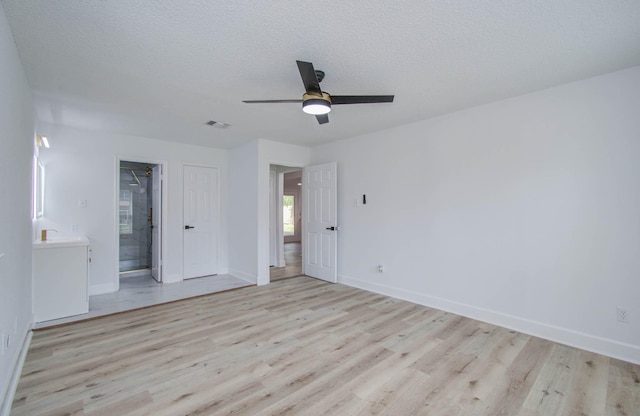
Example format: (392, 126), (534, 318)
(34, 273), (252, 329)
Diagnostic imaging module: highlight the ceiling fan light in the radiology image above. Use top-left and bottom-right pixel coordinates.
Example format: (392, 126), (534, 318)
(302, 99), (331, 115)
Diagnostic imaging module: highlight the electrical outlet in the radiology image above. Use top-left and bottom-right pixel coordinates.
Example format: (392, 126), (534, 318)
(617, 307), (630, 323)
(378, 265), (384, 273)
(71, 224), (78, 232)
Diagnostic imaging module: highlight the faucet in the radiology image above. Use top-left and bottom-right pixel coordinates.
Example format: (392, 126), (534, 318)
(41, 229), (58, 241)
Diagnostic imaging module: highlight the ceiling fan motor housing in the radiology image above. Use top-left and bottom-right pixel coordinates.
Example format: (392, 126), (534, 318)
(302, 92), (332, 115)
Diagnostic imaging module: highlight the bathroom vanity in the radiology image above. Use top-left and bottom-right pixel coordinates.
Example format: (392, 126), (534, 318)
(33, 236), (90, 322)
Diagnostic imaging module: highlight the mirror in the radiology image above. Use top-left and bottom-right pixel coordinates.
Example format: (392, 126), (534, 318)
(34, 157), (44, 218)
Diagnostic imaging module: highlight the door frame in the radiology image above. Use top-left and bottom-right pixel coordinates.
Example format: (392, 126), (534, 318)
(269, 170), (287, 267)
(267, 163), (306, 284)
(181, 163), (221, 281)
(114, 157), (168, 291)
(151, 164), (162, 282)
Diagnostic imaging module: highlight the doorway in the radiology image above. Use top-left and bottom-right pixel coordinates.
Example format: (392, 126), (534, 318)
(270, 166), (303, 281)
(118, 160), (162, 284)
(283, 170), (302, 243)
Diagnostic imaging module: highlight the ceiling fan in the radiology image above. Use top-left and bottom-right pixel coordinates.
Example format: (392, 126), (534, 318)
(243, 60), (394, 124)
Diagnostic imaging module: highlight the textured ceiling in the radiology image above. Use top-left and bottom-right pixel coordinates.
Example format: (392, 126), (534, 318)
(3, 0), (640, 149)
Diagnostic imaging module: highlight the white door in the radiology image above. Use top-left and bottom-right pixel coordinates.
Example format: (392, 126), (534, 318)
(151, 164), (162, 282)
(183, 165), (218, 279)
(303, 162), (337, 283)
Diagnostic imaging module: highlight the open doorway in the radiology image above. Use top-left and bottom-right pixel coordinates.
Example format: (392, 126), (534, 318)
(270, 166), (303, 281)
(118, 160), (163, 286)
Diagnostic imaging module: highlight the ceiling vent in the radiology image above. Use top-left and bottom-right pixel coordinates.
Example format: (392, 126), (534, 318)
(205, 120), (230, 129)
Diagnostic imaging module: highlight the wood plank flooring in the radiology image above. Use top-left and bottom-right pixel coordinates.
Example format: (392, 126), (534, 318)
(270, 242), (302, 282)
(13, 277), (640, 415)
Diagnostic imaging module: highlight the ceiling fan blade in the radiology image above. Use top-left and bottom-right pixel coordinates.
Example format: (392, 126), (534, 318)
(330, 95), (395, 105)
(242, 99), (302, 104)
(315, 114), (329, 124)
(296, 60), (322, 96)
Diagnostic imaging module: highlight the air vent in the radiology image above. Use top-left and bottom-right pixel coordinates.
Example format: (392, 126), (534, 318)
(205, 120), (230, 129)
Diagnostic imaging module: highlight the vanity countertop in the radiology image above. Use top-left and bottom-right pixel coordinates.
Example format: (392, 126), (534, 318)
(33, 236), (90, 249)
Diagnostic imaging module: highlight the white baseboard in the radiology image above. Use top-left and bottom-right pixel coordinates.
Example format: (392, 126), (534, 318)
(338, 275), (640, 365)
(1, 325), (33, 416)
(89, 282), (116, 296)
(229, 269), (257, 285)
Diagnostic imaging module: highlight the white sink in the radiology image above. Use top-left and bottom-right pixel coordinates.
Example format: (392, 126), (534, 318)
(33, 236), (90, 249)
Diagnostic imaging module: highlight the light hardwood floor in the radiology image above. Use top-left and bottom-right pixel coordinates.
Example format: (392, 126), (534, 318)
(270, 242), (302, 282)
(13, 277), (640, 415)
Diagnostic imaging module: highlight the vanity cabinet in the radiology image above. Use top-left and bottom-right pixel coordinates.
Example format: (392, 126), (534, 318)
(33, 237), (90, 322)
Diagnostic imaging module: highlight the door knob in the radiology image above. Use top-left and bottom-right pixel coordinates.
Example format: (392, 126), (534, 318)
(184, 225), (195, 230)
(326, 226), (338, 231)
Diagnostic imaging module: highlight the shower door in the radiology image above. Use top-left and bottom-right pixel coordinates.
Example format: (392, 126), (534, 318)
(151, 164), (162, 282)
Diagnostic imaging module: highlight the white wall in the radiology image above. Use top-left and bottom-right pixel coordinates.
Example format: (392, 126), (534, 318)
(311, 66), (640, 364)
(0, 3), (35, 410)
(229, 140), (260, 283)
(35, 124), (229, 294)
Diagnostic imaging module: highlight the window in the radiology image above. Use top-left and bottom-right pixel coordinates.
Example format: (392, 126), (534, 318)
(283, 194), (295, 236)
(119, 190), (133, 234)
